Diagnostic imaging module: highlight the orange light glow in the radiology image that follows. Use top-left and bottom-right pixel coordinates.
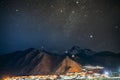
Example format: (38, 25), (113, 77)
(3, 77), (10, 80)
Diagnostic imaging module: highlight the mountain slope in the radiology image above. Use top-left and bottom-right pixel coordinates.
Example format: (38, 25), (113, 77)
(56, 56), (82, 73)
(0, 46), (120, 78)
(0, 48), (65, 76)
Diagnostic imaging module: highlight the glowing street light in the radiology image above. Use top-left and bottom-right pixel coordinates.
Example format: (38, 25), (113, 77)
(104, 71), (109, 76)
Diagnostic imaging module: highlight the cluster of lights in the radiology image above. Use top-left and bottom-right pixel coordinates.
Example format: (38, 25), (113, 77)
(3, 71), (111, 80)
(3, 66), (116, 80)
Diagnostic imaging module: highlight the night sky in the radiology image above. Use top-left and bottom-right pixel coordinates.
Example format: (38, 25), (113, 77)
(0, 0), (120, 53)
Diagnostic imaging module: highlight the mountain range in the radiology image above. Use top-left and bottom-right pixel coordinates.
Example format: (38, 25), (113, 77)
(0, 46), (120, 78)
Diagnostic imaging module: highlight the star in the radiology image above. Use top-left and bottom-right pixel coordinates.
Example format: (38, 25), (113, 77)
(84, 14), (87, 17)
(81, 6), (85, 9)
(51, 5), (54, 8)
(72, 10), (75, 14)
(41, 46), (44, 50)
(65, 50), (68, 54)
(115, 25), (119, 29)
(114, 25), (120, 32)
(72, 54), (75, 58)
(15, 9), (19, 12)
(60, 9), (63, 13)
(89, 35), (94, 38)
(76, 1), (79, 4)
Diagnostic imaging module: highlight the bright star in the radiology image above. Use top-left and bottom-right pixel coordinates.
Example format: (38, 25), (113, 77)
(89, 35), (93, 38)
(76, 1), (79, 4)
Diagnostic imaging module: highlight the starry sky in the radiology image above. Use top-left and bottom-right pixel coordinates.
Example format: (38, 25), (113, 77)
(0, 0), (120, 53)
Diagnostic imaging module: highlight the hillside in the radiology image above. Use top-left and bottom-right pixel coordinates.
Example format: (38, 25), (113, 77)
(0, 46), (120, 78)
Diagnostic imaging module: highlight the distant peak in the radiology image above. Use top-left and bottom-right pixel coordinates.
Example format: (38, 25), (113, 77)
(66, 46), (95, 56)
(71, 46), (81, 50)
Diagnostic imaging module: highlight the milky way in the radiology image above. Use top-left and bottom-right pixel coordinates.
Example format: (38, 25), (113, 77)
(0, 0), (120, 53)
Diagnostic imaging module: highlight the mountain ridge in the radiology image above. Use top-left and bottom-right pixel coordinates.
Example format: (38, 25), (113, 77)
(0, 46), (120, 78)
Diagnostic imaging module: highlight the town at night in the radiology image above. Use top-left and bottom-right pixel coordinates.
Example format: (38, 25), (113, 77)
(0, 0), (120, 80)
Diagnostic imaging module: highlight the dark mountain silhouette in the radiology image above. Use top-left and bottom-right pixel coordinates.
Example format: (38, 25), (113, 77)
(67, 46), (120, 68)
(0, 48), (65, 76)
(0, 46), (120, 79)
